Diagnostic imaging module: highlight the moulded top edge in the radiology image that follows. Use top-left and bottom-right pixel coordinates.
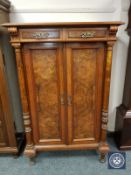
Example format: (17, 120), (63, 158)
(2, 21), (124, 28)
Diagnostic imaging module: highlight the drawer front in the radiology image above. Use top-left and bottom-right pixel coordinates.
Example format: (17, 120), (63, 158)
(20, 29), (62, 41)
(66, 28), (108, 40)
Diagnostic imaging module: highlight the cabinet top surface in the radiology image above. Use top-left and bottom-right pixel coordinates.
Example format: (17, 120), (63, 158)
(3, 21), (123, 27)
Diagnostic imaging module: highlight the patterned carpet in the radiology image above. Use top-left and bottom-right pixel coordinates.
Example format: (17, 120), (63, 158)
(0, 137), (131, 175)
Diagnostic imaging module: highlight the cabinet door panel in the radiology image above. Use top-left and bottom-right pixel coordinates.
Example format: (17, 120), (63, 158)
(23, 43), (66, 145)
(66, 43), (105, 144)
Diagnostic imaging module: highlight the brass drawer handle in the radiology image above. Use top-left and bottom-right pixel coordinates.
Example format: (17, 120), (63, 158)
(32, 32), (49, 39)
(67, 96), (72, 106)
(80, 31), (95, 38)
(60, 94), (65, 105)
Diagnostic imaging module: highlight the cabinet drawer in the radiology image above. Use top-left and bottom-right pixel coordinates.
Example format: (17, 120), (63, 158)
(65, 28), (108, 40)
(20, 29), (62, 41)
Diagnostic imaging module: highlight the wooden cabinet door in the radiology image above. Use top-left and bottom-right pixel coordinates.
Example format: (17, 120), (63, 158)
(65, 43), (105, 145)
(23, 43), (66, 145)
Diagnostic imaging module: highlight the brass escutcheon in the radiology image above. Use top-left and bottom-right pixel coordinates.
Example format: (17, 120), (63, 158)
(80, 31), (95, 38)
(32, 32), (49, 39)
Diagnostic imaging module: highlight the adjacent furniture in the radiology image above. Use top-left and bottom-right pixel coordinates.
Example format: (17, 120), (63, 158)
(115, 5), (131, 150)
(0, 0), (17, 153)
(4, 22), (121, 161)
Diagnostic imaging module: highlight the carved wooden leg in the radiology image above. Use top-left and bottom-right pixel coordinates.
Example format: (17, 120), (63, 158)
(23, 113), (36, 158)
(99, 152), (106, 163)
(98, 141), (109, 163)
(98, 111), (110, 161)
(24, 145), (36, 165)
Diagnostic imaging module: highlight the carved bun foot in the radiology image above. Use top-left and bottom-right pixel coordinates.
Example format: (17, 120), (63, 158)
(98, 142), (109, 163)
(24, 145), (36, 165)
(99, 153), (106, 163)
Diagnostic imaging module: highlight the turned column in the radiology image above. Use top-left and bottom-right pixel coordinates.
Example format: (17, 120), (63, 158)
(99, 41), (115, 161)
(12, 43), (36, 158)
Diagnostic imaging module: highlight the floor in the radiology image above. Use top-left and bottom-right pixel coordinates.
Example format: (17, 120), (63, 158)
(0, 137), (131, 175)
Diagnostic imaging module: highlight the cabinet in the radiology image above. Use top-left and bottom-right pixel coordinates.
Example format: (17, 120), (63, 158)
(0, 0), (17, 153)
(4, 22), (122, 161)
(0, 49), (17, 153)
(115, 4), (131, 150)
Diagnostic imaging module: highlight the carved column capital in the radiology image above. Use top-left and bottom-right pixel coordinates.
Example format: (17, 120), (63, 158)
(11, 43), (21, 49)
(7, 27), (19, 42)
(108, 25), (119, 41)
(109, 25), (119, 34)
(8, 27), (18, 35)
(107, 41), (115, 48)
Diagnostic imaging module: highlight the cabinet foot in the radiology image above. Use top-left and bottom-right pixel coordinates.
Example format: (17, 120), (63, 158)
(29, 157), (36, 165)
(24, 145), (36, 165)
(99, 153), (106, 163)
(98, 142), (109, 163)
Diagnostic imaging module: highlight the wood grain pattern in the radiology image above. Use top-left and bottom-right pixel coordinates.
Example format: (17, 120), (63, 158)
(66, 43), (105, 144)
(20, 28), (62, 42)
(32, 49), (60, 139)
(23, 43), (66, 145)
(4, 22), (120, 159)
(67, 28), (107, 39)
(73, 48), (96, 139)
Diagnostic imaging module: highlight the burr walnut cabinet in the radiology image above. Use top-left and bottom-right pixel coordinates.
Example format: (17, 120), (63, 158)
(4, 22), (122, 161)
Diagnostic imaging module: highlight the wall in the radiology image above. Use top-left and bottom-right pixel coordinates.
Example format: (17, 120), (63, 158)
(9, 0), (130, 131)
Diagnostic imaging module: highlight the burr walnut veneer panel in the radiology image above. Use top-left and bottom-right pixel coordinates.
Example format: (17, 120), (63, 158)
(23, 43), (66, 145)
(66, 43), (104, 144)
(4, 22), (122, 161)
